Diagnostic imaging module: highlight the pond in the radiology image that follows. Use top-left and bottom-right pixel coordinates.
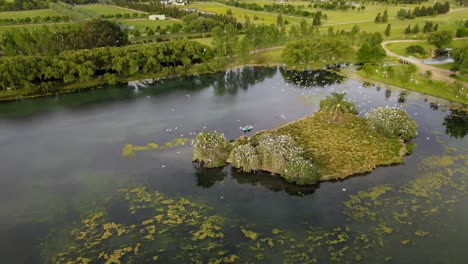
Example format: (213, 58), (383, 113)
(0, 67), (467, 263)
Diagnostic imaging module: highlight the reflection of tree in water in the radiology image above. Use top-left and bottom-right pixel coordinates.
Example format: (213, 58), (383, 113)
(193, 164), (228, 188)
(443, 109), (468, 139)
(385, 89), (392, 99)
(398, 91), (407, 103)
(230, 168), (318, 196)
(279, 67), (344, 87)
(193, 164), (318, 195)
(209, 67), (276, 96)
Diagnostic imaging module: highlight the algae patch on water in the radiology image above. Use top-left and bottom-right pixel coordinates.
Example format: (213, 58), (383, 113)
(43, 151), (467, 263)
(122, 138), (189, 158)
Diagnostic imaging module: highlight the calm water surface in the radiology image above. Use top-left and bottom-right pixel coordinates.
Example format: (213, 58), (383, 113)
(0, 67), (467, 263)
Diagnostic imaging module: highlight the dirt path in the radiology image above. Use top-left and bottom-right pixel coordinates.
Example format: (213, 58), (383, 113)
(381, 39), (468, 87)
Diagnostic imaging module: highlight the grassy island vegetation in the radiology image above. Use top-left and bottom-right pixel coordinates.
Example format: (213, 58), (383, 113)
(193, 93), (417, 184)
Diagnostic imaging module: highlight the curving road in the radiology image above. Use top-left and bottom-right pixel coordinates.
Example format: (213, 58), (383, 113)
(381, 39), (468, 87)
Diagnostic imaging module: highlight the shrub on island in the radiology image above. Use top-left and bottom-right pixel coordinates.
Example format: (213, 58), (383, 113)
(255, 133), (304, 174)
(366, 107), (417, 141)
(228, 143), (260, 173)
(282, 157), (321, 185)
(193, 131), (231, 168)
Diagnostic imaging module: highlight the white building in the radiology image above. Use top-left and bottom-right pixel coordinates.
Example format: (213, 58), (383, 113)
(149, 15), (166, 20)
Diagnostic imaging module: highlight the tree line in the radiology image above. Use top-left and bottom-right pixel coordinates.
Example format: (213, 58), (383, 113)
(221, 0), (328, 18)
(0, 15), (70, 25)
(404, 21), (439, 35)
(1, 20), (128, 56)
(397, 2), (450, 19)
(0, 40), (213, 94)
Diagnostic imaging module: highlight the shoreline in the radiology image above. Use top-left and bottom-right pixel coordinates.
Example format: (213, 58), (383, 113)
(1, 62), (467, 106)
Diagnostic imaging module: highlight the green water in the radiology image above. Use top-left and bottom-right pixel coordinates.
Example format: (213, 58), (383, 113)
(0, 67), (466, 263)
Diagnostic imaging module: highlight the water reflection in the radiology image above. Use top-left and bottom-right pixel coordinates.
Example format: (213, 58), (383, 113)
(212, 67), (277, 96)
(443, 109), (468, 139)
(279, 68), (344, 87)
(231, 168), (318, 196)
(194, 165), (227, 188)
(194, 164), (318, 196)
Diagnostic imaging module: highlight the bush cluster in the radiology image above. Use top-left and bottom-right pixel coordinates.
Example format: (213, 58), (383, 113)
(282, 157), (321, 185)
(406, 45), (426, 55)
(366, 107), (417, 141)
(193, 131), (231, 168)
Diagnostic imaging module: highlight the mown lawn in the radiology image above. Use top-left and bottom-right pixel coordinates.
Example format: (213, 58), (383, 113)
(0, 9), (61, 19)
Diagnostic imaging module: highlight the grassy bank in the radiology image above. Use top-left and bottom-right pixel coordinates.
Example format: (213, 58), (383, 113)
(355, 64), (468, 104)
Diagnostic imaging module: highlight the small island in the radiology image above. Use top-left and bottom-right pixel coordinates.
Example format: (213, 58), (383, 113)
(193, 93), (417, 185)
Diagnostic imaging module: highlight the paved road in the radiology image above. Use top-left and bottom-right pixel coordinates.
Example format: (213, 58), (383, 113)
(381, 39), (468, 87)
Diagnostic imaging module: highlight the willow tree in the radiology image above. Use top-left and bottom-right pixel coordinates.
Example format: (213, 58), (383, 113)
(319, 92), (358, 122)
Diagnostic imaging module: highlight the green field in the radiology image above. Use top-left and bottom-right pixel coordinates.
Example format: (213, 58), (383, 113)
(0, 9), (61, 20)
(75, 4), (144, 16)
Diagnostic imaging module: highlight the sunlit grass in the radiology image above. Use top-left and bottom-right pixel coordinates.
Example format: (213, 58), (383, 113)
(0, 9), (61, 19)
(359, 64), (468, 104)
(274, 112), (405, 180)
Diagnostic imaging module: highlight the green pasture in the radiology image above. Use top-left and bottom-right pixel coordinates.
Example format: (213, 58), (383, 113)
(118, 18), (181, 31)
(75, 4), (144, 16)
(0, 9), (61, 20)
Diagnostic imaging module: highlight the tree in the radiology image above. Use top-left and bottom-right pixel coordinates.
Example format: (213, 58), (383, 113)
(382, 10), (388, 23)
(277, 14), (283, 27)
(319, 92), (357, 122)
(384, 24), (391, 37)
(80, 19), (128, 49)
(424, 70), (433, 79)
(412, 23), (420, 34)
(357, 42), (386, 63)
(404, 24), (412, 35)
(237, 37), (252, 64)
(428, 30), (454, 48)
(375, 13), (382, 23)
(312, 11), (321, 26)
